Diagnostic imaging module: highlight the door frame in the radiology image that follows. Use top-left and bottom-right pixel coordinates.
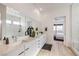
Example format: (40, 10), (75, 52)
(53, 16), (66, 42)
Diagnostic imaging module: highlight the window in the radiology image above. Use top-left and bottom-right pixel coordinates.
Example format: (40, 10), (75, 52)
(13, 21), (20, 25)
(6, 20), (11, 24)
(57, 25), (63, 31)
(54, 24), (63, 34)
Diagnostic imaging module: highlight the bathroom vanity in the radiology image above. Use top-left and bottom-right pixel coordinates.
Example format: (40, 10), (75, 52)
(0, 5), (46, 56)
(0, 34), (47, 56)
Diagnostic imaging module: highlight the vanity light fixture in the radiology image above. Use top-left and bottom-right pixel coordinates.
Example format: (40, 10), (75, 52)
(45, 27), (47, 31)
(6, 20), (11, 24)
(39, 8), (43, 11)
(0, 20), (1, 24)
(34, 8), (40, 16)
(13, 21), (20, 25)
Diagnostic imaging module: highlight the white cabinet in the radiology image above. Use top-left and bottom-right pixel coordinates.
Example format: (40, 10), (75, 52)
(5, 34), (46, 56)
(36, 35), (47, 49)
(24, 42), (33, 56)
(18, 52), (25, 56)
(25, 35), (47, 56)
(24, 40), (37, 56)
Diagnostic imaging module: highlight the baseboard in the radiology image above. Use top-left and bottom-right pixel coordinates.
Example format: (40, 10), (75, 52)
(68, 46), (79, 56)
(63, 42), (79, 56)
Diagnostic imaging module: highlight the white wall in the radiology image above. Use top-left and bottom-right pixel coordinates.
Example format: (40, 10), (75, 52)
(0, 4), (6, 39)
(72, 4), (79, 52)
(2, 4), (72, 46)
(39, 5), (71, 45)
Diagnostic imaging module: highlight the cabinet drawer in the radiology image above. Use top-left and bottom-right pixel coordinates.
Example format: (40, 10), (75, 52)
(18, 51), (25, 56)
(19, 52), (25, 56)
(25, 42), (37, 56)
(24, 43), (30, 49)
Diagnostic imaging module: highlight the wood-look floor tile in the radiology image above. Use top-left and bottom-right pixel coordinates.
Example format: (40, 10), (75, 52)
(37, 41), (75, 56)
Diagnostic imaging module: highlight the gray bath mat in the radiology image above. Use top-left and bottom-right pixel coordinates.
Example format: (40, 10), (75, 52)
(42, 44), (52, 51)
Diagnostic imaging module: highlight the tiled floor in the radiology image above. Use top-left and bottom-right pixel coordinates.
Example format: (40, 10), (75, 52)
(37, 41), (75, 56)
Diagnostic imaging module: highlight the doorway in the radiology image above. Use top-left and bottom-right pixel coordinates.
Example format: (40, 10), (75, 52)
(53, 16), (66, 42)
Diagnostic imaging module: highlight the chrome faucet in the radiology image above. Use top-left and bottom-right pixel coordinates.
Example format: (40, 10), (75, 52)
(12, 36), (17, 42)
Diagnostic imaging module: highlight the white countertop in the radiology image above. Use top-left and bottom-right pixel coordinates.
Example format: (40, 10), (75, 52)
(0, 41), (22, 55)
(0, 35), (42, 56)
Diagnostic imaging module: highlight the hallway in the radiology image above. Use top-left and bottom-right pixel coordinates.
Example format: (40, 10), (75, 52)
(37, 41), (75, 56)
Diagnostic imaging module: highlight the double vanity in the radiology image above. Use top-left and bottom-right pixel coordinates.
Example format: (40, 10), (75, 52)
(0, 34), (47, 56)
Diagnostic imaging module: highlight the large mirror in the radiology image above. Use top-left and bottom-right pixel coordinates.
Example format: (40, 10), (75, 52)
(6, 7), (27, 42)
(5, 7), (42, 43)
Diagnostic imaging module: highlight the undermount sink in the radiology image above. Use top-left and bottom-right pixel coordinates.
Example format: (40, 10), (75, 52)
(2, 36), (33, 46)
(0, 36), (34, 49)
(17, 36), (29, 41)
(22, 36), (34, 42)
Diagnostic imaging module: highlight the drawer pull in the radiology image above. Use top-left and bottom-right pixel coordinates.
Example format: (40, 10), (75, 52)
(18, 48), (29, 55)
(25, 48), (29, 51)
(18, 51), (24, 55)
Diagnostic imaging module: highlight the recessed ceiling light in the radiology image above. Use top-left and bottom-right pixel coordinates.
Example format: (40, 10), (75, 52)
(6, 20), (11, 24)
(13, 21), (20, 25)
(34, 8), (40, 15)
(39, 8), (43, 11)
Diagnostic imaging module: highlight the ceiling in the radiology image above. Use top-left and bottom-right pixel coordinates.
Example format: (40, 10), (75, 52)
(3, 3), (71, 21)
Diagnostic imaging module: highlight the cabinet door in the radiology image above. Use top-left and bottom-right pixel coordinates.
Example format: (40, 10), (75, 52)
(19, 52), (25, 56)
(18, 51), (25, 56)
(36, 39), (41, 48)
(25, 35), (47, 56)
(36, 35), (46, 49)
(24, 45), (30, 56)
(36, 38), (43, 48)
(25, 41), (36, 56)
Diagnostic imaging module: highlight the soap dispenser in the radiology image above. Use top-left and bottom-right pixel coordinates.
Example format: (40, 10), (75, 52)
(6, 38), (9, 45)
(3, 37), (6, 44)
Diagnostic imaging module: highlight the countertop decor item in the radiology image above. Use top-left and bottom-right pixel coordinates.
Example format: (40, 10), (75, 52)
(36, 27), (38, 31)
(45, 27), (47, 31)
(27, 26), (35, 37)
(39, 32), (43, 34)
(3, 37), (7, 44)
(6, 38), (9, 45)
(31, 30), (35, 37)
(3, 37), (9, 45)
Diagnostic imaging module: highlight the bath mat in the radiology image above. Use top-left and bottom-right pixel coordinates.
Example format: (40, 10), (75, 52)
(42, 44), (52, 51)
